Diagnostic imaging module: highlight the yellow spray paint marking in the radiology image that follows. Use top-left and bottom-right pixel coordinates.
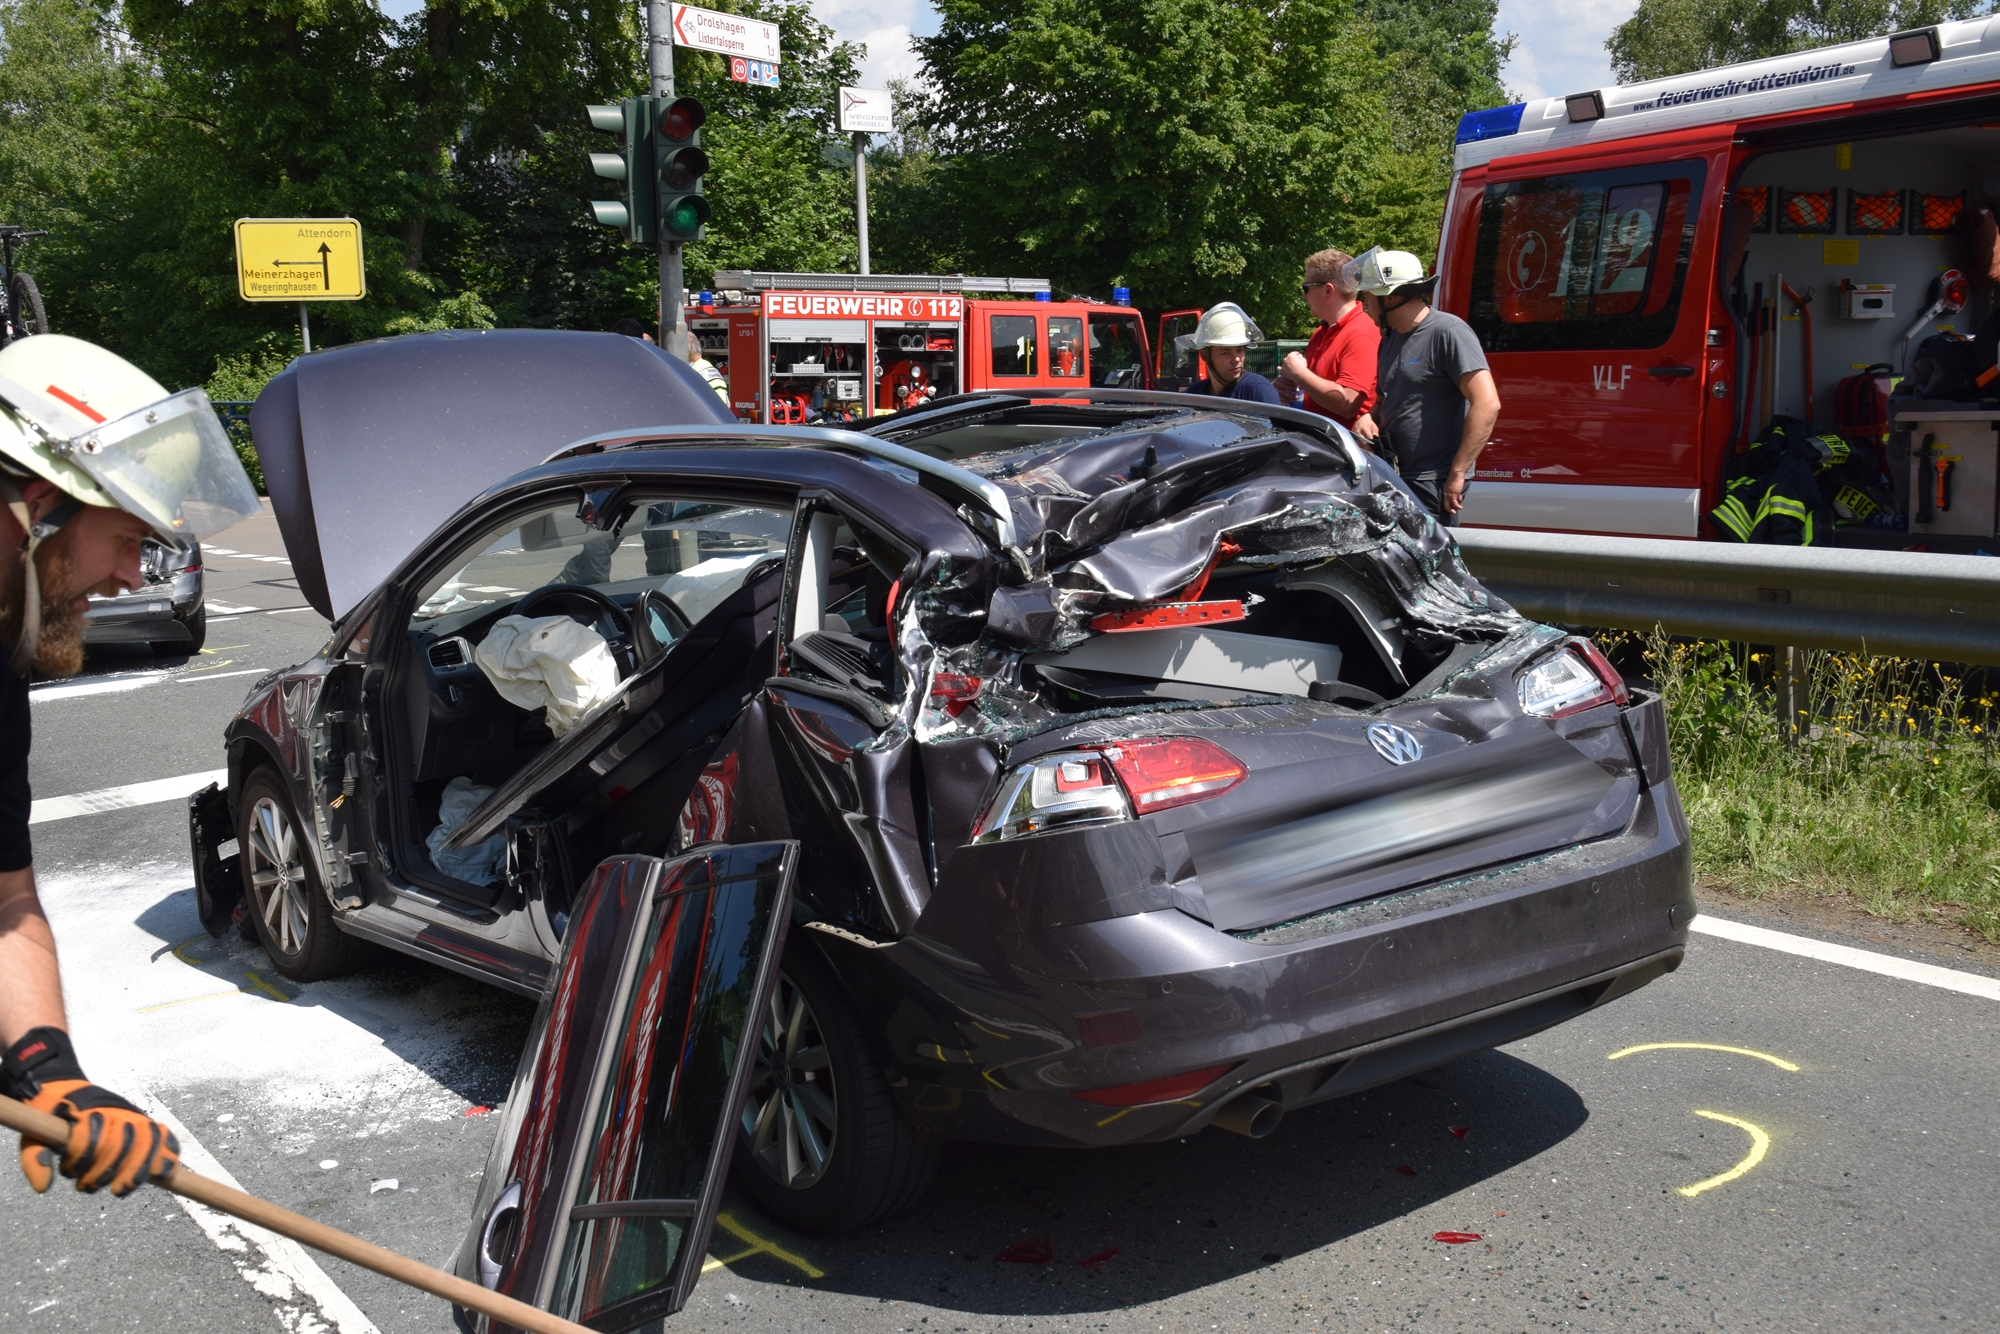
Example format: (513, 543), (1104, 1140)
(1607, 1042), (1800, 1072)
(180, 659), (237, 675)
(200, 645), (250, 655)
(145, 938), (293, 1010)
(1677, 1110), (1771, 1197)
(240, 971), (290, 1002)
(701, 1211), (824, 1278)
(139, 976), (290, 1016)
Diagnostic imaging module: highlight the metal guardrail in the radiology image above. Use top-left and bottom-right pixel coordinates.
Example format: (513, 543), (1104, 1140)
(1452, 528), (2000, 665)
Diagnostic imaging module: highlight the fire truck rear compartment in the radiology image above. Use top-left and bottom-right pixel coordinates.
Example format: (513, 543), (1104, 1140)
(1732, 124), (2000, 541)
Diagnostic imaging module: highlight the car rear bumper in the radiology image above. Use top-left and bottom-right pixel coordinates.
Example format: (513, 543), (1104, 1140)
(83, 575), (200, 644)
(831, 775), (1692, 1148)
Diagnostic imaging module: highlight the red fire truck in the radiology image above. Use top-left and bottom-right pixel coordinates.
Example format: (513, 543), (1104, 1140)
(688, 272), (1156, 424)
(1438, 20), (2000, 549)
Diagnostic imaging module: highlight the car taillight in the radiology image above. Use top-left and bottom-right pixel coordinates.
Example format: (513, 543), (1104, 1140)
(1518, 637), (1629, 719)
(1100, 736), (1246, 812)
(1071, 1062), (1239, 1107)
(972, 750), (1132, 843)
(972, 736), (1246, 843)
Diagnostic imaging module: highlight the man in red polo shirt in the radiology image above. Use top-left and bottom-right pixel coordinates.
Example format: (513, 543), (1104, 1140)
(1278, 248), (1379, 435)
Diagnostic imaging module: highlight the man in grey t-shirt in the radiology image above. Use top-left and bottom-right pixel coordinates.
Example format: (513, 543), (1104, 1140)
(1344, 248), (1502, 524)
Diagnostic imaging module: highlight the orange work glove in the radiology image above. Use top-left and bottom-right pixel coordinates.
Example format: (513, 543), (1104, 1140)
(4, 1028), (179, 1196)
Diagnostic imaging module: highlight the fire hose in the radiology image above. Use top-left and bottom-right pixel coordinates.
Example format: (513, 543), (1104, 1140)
(0, 1092), (588, 1334)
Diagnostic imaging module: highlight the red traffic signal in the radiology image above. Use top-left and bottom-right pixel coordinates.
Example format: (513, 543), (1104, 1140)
(660, 97), (706, 143)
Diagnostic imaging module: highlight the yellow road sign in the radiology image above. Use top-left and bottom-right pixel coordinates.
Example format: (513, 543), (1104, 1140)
(233, 218), (365, 302)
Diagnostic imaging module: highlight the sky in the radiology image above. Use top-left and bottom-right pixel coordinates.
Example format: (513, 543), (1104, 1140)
(373, 0), (1639, 108)
(811, 0), (1645, 101)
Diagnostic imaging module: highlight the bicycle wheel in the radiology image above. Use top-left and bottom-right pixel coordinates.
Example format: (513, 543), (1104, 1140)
(9, 272), (47, 338)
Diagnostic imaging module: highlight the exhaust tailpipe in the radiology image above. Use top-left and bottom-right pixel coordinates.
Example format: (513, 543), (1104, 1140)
(1211, 1093), (1283, 1138)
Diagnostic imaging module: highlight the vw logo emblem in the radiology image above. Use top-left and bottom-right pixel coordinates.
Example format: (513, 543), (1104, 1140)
(1367, 722), (1424, 766)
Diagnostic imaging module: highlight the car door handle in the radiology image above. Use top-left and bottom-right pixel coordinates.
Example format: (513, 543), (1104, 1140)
(1646, 365), (1696, 378)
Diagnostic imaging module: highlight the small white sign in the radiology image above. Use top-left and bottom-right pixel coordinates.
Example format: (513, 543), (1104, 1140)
(838, 86), (893, 134)
(671, 4), (781, 63)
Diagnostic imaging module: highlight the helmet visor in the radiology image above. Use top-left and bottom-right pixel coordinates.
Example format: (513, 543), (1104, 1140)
(63, 388), (260, 543)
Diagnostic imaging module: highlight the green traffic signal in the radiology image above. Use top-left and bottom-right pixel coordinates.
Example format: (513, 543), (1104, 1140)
(585, 98), (655, 245)
(655, 96), (709, 243)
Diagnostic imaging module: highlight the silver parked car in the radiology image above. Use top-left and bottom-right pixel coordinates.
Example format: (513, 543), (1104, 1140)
(83, 537), (205, 655)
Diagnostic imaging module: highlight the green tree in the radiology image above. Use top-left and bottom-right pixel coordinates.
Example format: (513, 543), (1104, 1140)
(905, 0), (1499, 335)
(0, 0), (862, 396)
(1609, 0), (1995, 84)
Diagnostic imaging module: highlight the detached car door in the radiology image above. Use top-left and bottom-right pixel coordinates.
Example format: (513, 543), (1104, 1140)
(454, 842), (798, 1331)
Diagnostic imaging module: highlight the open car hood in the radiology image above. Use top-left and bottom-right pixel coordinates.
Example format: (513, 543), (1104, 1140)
(453, 843), (797, 1331)
(249, 329), (734, 622)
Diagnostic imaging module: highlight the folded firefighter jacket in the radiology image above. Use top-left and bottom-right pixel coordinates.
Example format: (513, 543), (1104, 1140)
(1710, 415), (1838, 545)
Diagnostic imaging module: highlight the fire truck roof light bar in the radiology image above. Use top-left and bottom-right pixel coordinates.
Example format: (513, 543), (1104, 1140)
(711, 271), (1051, 295)
(543, 423), (1021, 552)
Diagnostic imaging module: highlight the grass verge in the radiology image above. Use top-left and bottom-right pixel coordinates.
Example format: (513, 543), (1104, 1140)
(1620, 633), (2000, 943)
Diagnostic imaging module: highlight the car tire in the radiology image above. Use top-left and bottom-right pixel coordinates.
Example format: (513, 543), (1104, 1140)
(157, 605), (205, 656)
(732, 943), (940, 1233)
(236, 768), (366, 983)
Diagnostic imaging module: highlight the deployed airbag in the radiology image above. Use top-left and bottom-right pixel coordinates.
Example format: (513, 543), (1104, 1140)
(475, 614), (620, 737)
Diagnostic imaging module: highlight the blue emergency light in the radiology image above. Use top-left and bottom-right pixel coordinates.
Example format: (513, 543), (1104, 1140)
(1455, 103), (1526, 145)
(1112, 287), (1130, 305)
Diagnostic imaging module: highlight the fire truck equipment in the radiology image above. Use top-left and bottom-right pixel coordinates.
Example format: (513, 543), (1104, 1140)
(1847, 188), (1905, 234)
(1777, 187), (1836, 234)
(1900, 269), (1968, 358)
(1838, 283), (1895, 319)
(0, 1093), (593, 1334)
(1781, 281), (1816, 422)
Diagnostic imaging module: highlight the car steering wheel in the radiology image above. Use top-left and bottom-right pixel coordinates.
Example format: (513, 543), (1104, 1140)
(514, 583), (633, 644)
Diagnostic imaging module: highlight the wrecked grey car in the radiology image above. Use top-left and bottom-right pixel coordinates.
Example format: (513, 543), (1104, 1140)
(190, 333), (1691, 1311)
(83, 537), (205, 654)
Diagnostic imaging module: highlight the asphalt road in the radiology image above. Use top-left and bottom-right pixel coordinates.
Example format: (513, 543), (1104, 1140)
(4, 504), (1997, 1333)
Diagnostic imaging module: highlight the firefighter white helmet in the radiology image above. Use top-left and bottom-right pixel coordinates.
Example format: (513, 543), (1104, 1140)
(1189, 302), (1263, 350)
(0, 334), (259, 547)
(1343, 247), (1436, 297)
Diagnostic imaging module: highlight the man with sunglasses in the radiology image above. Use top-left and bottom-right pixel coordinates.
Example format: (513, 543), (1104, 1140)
(1277, 249), (1379, 432)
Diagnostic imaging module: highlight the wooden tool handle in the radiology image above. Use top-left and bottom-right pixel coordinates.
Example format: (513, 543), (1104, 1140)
(0, 1093), (588, 1334)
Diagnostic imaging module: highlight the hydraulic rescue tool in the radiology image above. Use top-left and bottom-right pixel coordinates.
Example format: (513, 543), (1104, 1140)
(0, 1092), (590, 1334)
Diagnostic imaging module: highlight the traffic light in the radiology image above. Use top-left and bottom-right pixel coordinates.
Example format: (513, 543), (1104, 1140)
(655, 96), (711, 242)
(586, 97), (655, 245)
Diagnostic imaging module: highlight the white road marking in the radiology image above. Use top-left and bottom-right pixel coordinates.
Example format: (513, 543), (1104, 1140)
(28, 670), (170, 703)
(28, 768), (229, 824)
(130, 1089), (380, 1334)
(1693, 913), (2000, 1002)
(175, 668), (268, 684)
(204, 547), (292, 565)
(208, 602), (263, 615)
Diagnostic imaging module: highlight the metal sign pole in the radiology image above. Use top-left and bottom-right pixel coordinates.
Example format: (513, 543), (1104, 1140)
(854, 131), (870, 277)
(299, 303), (311, 353)
(651, 0), (688, 360)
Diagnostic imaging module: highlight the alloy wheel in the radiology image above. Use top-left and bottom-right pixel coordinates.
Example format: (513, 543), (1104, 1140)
(246, 795), (311, 958)
(744, 971), (838, 1189)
